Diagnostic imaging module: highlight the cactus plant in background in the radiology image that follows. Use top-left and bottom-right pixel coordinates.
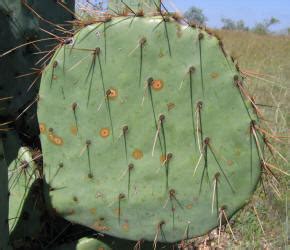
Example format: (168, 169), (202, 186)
(7, 146), (42, 246)
(0, 136), (10, 250)
(36, 0), (280, 245)
(0, 1), (75, 248)
(0, 0), (75, 138)
(0, 129), (43, 249)
(1, 133), (81, 250)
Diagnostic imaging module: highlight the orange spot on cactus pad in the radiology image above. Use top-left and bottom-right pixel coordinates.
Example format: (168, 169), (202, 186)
(132, 149), (143, 160)
(48, 130), (64, 146)
(89, 208), (97, 215)
(53, 136), (63, 145)
(107, 88), (118, 100)
(99, 128), (110, 138)
(152, 80), (164, 91)
(167, 103), (175, 111)
(92, 221), (110, 231)
(39, 123), (46, 134)
(186, 204), (193, 209)
(122, 222), (129, 231)
(114, 208), (121, 216)
(211, 72), (219, 79)
(71, 126), (78, 135)
(160, 155), (166, 163)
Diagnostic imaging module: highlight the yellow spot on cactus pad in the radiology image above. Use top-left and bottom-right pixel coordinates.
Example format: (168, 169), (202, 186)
(186, 204), (193, 209)
(39, 123), (46, 134)
(89, 208), (97, 215)
(99, 128), (110, 138)
(152, 80), (164, 91)
(160, 155), (166, 163)
(60, 209), (75, 216)
(92, 221), (110, 231)
(122, 222), (129, 231)
(53, 136), (63, 145)
(48, 131), (64, 146)
(167, 103), (175, 111)
(70, 126), (78, 136)
(132, 149), (143, 160)
(114, 208), (121, 216)
(211, 72), (219, 79)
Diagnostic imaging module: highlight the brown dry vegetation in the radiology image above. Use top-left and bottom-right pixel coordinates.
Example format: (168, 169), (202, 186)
(191, 30), (290, 249)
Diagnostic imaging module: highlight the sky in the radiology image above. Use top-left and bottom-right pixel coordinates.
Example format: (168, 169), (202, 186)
(168, 0), (290, 31)
(78, 0), (290, 31)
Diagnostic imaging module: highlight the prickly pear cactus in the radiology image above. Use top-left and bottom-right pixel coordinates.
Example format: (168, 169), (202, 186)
(0, 131), (43, 248)
(0, 0), (74, 135)
(8, 147), (40, 239)
(38, 4), (261, 243)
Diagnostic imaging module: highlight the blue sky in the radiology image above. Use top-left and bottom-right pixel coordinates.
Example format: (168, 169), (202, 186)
(169, 0), (290, 31)
(79, 1), (290, 31)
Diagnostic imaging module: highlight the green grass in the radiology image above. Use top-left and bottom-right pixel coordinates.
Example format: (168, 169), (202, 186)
(207, 30), (290, 249)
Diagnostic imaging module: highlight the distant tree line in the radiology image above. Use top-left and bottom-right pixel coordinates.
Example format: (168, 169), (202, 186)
(221, 17), (280, 34)
(184, 6), (285, 35)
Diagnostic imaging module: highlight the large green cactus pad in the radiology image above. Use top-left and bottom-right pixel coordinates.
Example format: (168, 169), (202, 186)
(38, 16), (261, 242)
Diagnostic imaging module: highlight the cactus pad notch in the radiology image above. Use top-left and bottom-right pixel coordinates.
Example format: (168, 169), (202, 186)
(38, 9), (262, 243)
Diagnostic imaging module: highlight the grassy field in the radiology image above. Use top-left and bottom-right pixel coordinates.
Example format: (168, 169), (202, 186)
(194, 30), (290, 249)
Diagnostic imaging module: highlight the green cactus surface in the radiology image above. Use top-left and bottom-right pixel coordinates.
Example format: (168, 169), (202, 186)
(38, 15), (261, 243)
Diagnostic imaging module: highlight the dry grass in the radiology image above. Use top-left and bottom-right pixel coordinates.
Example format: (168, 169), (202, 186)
(217, 30), (290, 78)
(218, 30), (290, 125)
(189, 31), (290, 249)
(222, 30), (289, 249)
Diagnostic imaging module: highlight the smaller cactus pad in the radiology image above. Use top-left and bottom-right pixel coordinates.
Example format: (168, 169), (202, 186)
(7, 146), (43, 248)
(50, 237), (111, 250)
